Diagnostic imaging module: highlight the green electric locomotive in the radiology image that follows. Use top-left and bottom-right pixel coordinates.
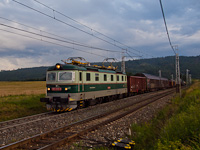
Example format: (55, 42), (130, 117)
(40, 57), (127, 112)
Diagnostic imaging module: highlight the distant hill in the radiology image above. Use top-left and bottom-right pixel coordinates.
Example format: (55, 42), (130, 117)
(0, 56), (199, 81)
(125, 56), (200, 79)
(0, 67), (48, 81)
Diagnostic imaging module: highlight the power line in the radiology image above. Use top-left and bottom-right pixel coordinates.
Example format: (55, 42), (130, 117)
(126, 51), (142, 60)
(0, 28), (106, 58)
(33, 0), (150, 57)
(12, 0), (126, 50)
(127, 50), (143, 58)
(0, 16), (89, 45)
(12, 0), (150, 58)
(159, 0), (176, 54)
(0, 22), (121, 53)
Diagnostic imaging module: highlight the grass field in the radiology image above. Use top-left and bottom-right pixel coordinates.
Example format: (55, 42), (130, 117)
(129, 81), (200, 150)
(94, 81), (200, 150)
(0, 81), (47, 122)
(0, 81), (46, 97)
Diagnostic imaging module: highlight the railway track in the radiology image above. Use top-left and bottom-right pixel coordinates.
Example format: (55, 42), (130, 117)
(0, 89), (170, 133)
(0, 89), (175, 150)
(0, 112), (54, 130)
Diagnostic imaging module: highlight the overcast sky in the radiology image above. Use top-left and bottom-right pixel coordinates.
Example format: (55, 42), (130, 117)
(0, 0), (199, 70)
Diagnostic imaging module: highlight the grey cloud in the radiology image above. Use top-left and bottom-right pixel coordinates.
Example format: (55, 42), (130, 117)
(0, 0), (200, 70)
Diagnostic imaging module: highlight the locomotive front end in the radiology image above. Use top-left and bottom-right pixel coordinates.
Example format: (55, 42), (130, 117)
(40, 63), (82, 112)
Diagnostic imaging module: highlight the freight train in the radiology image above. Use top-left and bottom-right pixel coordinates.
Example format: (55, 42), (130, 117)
(40, 57), (175, 112)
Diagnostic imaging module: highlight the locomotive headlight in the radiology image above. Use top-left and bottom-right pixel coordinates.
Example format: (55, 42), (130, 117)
(56, 64), (61, 69)
(65, 88), (68, 91)
(47, 88), (50, 91)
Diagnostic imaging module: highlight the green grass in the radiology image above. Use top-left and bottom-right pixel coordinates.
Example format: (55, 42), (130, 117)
(129, 81), (200, 150)
(0, 94), (47, 122)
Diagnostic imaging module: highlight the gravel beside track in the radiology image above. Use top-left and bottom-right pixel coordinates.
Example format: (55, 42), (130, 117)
(0, 89), (174, 147)
(0, 112), (53, 129)
(60, 92), (175, 149)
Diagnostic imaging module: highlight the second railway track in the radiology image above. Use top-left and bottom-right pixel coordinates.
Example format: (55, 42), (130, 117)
(0, 88), (175, 150)
(0, 112), (54, 130)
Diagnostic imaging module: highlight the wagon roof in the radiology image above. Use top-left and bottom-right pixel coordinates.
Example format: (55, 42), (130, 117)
(135, 73), (168, 81)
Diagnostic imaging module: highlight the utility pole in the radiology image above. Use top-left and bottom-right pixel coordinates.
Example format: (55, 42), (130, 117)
(159, 70), (162, 87)
(186, 69), (189, 86)
(189, 74), (192, 84)
(174, 45), (181, 95)
(171, 74), (174, 86)
(171, 74), (174, 81)
(121, 49), (126, 73)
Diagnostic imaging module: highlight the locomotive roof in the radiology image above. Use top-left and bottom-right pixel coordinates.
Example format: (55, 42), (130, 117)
(47, 63), (87, 71)
(135, 73), (168, 81)
(47, 63), (125, 74)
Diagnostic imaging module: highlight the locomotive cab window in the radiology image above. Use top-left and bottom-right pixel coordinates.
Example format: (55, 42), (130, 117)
(86, 73), (91, 81)
(47, 72), (56, 81)
(58, 72), (74, 81)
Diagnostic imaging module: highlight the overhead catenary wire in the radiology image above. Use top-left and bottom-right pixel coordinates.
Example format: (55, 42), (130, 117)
(126, 51), (141, 60)
(159, 0), (176, 54)
(0, 22), (122, 53)
(32, 0), (150, 57)
(12, 0), (150, 58)
(12, 0), (126, 50)
(0, 16), (88, 45)
(0, 16), (121, 53)
(0, 28), (106, 58)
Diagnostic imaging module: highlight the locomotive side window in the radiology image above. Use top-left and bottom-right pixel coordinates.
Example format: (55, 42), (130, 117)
(47, 72), (56, 81)
(111, 75), (114, 81)
(86, 73), (90, 81)
(59, 72), (72, 81)
(117, 75), (119, 81)
(104, 74), (107, 81)
(95, 73), (99, 81)
(122, 76), (124, 81)
(79, 72), (82, 81)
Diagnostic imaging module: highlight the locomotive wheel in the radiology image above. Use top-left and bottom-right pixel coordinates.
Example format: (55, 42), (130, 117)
(88, 99), (97, 106)
(97, 97), (103, 104)
(113, 95), (118, 100)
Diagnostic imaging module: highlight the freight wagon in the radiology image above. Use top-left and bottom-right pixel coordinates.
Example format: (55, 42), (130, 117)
(134, 73), (169, 91)
(127, 76), (146, 95)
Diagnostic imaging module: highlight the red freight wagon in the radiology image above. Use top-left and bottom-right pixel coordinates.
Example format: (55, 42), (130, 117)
(135, 73), (170, 91)
(127, 76), (147, 94)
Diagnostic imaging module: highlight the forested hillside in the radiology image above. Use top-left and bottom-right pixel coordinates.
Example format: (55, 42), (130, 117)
(125, 56), (200, 79)
(0, 67), (48, 81)
(0, 56), (199, 81)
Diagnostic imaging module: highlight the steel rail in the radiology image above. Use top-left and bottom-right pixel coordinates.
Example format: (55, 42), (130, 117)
(39, 90), (174, 150)
(0, 112), (53, 129)
(0, 88), (170, 131)
(0, 89), (174, 150)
